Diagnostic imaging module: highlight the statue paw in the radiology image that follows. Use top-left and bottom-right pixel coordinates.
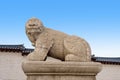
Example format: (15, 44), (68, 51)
(26, 52), (35, 61)
(26, 51), (45, 61)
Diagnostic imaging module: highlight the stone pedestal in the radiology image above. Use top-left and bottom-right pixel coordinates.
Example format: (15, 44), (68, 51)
(22, 61), (102, 80)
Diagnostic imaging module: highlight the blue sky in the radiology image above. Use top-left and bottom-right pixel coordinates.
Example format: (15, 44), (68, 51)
(0, 0), (120, 57)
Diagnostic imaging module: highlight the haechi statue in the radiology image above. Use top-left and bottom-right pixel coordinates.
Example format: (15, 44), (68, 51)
(25, 18), (91, 62)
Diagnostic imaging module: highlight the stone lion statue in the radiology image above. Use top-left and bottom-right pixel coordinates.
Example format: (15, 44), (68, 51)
(26, 18), (91, 62)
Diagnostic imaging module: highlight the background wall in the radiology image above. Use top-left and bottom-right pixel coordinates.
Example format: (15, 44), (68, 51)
(0, 52), (26, 80)
(97, 64), (120, 80)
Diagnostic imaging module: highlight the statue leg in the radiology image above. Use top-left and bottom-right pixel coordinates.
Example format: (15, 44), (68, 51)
(27, 35), (54, 61)
(27, 48), (49, 61)
(64, 36), (91, 62)
(27, 41), (53, 61)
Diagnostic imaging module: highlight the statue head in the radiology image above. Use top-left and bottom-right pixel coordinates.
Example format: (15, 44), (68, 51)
(26, 17), (45, 34)
(25, 17), (45, 46)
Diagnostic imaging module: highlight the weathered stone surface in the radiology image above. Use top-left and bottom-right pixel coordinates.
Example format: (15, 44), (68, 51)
(22, 61), (102, 80)
(25, 18), (91, 62)
(23, 18), (102, 80)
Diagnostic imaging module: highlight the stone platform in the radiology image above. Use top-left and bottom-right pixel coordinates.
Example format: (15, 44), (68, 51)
(22, 61), (102, 80)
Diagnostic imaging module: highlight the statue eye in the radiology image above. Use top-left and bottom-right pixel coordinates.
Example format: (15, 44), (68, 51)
(33, 22), (38, 26)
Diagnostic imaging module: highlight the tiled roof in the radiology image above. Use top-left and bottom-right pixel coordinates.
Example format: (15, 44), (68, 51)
(22, 48), (34, 53)
(0, 44), (33, 54)
(0, 44), (25, 50)
(92, 56), (120, 64)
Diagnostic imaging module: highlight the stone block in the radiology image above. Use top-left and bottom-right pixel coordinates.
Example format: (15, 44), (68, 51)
(22, 61), (102, 80)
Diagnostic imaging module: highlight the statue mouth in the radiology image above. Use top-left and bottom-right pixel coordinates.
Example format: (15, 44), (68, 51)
(29, 24), (38, 26)
(27, 28), (41, 34)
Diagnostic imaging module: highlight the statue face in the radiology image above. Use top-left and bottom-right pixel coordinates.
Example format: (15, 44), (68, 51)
(26, 18), (44, 34)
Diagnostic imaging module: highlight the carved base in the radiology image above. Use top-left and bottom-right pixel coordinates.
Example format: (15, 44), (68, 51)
(22, 61), (102, 80)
